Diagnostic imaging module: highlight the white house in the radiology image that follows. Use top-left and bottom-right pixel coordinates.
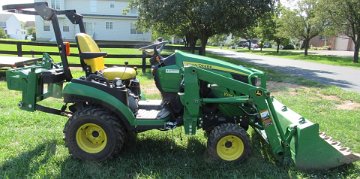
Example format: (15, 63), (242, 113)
(0, 12), (34, 40)
(35, 0), (151, 43)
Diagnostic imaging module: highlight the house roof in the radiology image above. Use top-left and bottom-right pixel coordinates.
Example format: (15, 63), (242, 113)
(0, 12), (35, 23)
(0, 13), (12, 22)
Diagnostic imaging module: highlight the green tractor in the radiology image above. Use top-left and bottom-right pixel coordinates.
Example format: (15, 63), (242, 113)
(3, 2), (359, 170)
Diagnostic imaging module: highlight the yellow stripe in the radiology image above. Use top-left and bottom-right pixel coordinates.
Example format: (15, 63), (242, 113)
(183, 62), (247, 76)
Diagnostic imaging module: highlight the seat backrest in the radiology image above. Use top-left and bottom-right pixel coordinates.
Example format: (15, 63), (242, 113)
(75, 33), (105, 73)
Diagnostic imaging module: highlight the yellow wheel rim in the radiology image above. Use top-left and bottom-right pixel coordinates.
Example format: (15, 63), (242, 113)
(76, 123), (107, 153)
(216, 135), (244, 161)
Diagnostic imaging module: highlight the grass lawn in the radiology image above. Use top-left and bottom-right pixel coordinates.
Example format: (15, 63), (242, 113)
(0, 53), (359, 178)
(0, 43), (179, 66)
(227, 47), (360, 68)
(0, 43), (144, 65)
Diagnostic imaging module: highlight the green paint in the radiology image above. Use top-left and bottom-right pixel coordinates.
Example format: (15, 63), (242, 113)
(6, 53), (64, 111)
(62, 82), (136, 125)
(5, 50), (359, 170)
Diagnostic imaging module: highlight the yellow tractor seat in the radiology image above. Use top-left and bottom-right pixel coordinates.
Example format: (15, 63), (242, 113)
(103, 67), (136, 80)
(75, 33), (137, 80)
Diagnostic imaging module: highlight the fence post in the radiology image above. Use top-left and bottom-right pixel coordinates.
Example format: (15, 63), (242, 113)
(142, 51), (146, 73)
(17, 42), (23, 57)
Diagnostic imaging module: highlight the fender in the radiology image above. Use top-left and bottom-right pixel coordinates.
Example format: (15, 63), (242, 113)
(62, 79), (136, 130)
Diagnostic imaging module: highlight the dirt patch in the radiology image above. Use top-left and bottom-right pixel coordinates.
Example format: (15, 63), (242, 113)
(320, 95), (341, 102)
(336, 100), (360, 110)
(316, 93), (360, 110)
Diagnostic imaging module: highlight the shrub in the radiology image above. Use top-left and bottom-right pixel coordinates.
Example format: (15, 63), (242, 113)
(283, 44), (295, 50)
(0, 28), (7, 39)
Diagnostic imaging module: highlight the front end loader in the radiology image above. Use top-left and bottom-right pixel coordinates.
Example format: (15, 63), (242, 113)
(3, 2), (359, 170)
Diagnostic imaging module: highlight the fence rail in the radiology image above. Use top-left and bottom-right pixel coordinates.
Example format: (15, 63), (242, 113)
(0, 40), (202, 72)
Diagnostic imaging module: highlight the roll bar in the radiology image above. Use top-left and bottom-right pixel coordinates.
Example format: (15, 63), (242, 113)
(2, 2), (86, 81)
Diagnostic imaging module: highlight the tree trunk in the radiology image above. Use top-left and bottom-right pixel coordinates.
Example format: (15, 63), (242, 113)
(354, 41), (359, 63)
(183, 38), (187, 47)
(304, 38), (310, 56)
(189, 37), (197, 54)
(200, 36), (208, 55)
(277, 43), (280, 53)
(248, 40), (251, 50)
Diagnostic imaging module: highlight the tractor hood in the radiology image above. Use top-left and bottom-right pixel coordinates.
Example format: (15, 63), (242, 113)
(175, 50), (255, 76)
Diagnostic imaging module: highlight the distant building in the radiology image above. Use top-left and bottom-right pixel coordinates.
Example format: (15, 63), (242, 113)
(0, 12), (35, 40)
(35, 0), (151, 44)
(310, 35), (355, 51)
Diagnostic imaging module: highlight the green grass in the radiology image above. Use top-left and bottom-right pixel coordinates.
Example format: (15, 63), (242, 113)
(0, 55), (359, 178)
(230, 47), (360, 68)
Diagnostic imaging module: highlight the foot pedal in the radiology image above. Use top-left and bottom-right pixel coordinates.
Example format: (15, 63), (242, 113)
(157, 106), (171, 119)
(165, 121), (177, 130)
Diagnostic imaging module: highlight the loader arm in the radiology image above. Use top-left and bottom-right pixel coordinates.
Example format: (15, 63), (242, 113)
(180, 66), (286, 157)
(180, 66), (360, 169)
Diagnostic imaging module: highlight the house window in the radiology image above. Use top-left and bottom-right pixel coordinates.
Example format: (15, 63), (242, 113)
(109, 0), (115, 8)
(0, 21), (6, 28)
(106, 22), (113, 30)
(63, 25), (69, 32)
(44, 21), (50, 31)
(51, 0), (60, 10)
(130, 22), (143, 34)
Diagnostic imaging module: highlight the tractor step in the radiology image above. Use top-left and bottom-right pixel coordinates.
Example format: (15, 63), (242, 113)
(138, 100), (162, 110)
(136, 106), (171, 120)
(136, 109), (161, 119)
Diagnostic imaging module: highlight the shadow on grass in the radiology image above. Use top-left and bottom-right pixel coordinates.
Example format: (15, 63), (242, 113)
(0, 70), (6, 81)
(0, 140), (57, 178)
(1, 133), (358, 178)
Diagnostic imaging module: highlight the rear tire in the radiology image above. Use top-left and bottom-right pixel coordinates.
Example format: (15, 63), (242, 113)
(64, 106), (126, 161)
(207, 123), (251, 162)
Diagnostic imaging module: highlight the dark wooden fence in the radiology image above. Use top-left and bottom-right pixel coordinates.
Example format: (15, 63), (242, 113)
(0, 40), (202, 72)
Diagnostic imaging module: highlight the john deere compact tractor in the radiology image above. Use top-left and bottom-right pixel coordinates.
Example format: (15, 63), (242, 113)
(3, 2), (359, 170)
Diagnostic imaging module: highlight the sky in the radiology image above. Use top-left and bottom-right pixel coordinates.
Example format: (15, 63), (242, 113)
(282, 0), (298, 8)
(0, 0), (35, 21)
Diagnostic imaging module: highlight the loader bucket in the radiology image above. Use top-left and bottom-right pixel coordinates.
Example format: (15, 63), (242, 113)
(271, 98), (360, 170)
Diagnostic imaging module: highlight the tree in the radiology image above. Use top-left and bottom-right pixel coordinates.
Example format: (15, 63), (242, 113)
(269, 3), (290, 53)
(278, 0), (325, 55)
(208, 34), (228, 46)
(254, 13), (277, 52)
(130, 0), (274, 55)
(0, 28), (7, 39)
(319, 0), (360, 63)
(236, 26), (257, 50)
(27, 27), (36, 41)
(236, 2), (288, 53)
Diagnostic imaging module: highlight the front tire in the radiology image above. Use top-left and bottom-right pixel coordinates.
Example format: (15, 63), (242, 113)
(64, 106), (126, 161)
(207, 123), (251, 162)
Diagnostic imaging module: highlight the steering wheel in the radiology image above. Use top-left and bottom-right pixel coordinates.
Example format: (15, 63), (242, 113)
(139, 40), (168, 66)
